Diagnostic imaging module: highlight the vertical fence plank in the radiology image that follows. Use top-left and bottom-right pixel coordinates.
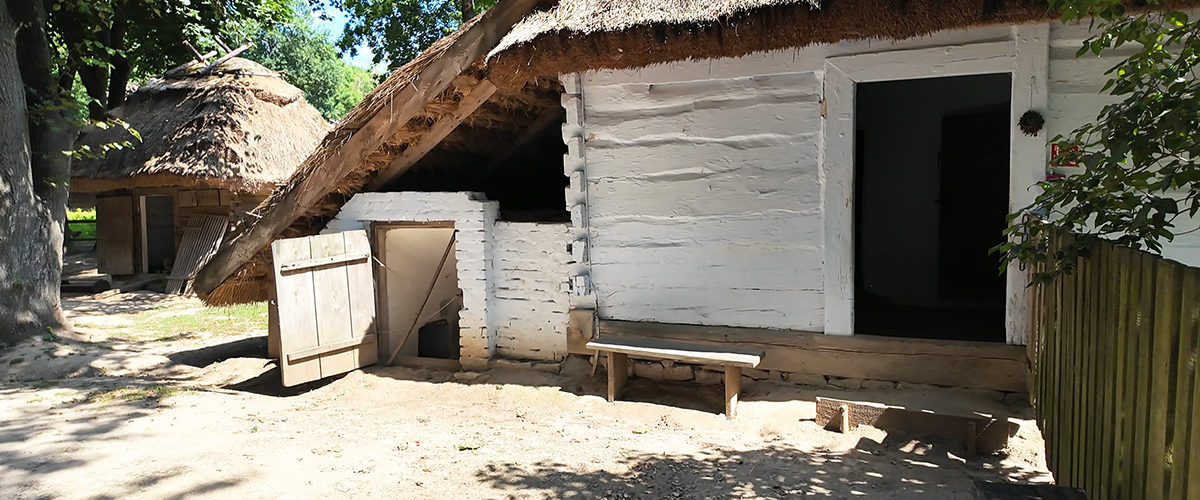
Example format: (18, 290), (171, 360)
(1061, 253), (1078, 485)
(1147, 260), (1181, 498)
(1092, 244), (1110, 499)
(1132, 251), (1157, 498)
(1079, 254), (1095, 491)
(1121, 246), (1145, 498)
(1170, 268), (1199, 500)
(1189, 260), (1200, 500)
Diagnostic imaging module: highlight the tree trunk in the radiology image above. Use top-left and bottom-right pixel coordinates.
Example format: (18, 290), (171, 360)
(460, 0), (476, 21)
(106, 7), (130, 109)
(1, 0), (71, 343)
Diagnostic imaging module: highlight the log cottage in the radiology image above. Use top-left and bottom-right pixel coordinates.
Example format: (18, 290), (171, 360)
(71, 57), (328, 289)
(193, 1), (1200, 391)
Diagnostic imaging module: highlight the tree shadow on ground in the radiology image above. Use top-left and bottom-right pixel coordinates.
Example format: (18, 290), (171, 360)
(475, 434), (1047, 499)
(0, 386), (245, 499)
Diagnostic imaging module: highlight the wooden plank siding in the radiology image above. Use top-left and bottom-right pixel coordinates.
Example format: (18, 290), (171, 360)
(1029, 238), (1200, 498)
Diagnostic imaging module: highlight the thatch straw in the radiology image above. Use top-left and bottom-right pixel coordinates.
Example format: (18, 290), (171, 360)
(71, 57), (330, 193)
(487, 0), (1058, 87)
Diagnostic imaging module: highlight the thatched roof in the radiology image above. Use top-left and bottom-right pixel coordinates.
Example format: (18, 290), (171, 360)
(196, 0), (1195, 305)
(194, 0), (549, 304)
(486, 0), (1058, 86)
(71, 57), (329, 193)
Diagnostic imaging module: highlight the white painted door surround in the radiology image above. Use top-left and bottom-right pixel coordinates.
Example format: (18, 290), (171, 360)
(821, 25), (1049, 344)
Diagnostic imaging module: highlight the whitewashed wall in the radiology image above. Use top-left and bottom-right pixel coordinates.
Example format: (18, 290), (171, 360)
(491, 222), (571, 361)
(323, 192), (570, 365)
(573, 19), (1200, 335)
(1047, 22), (1200, 266)
(324, 192), (498, 368)
(579, 68), (826, 331)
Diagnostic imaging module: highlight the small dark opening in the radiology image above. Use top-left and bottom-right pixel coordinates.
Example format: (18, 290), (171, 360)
(853, 73), (1011, 342)
(143, 195), (175, 272)
(417, 320), (460, 359)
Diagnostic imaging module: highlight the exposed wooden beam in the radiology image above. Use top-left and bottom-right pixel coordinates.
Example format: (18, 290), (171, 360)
(192, 0), (542, 296)
(479, 107), (560, 179)
(368, 79), (498, 190)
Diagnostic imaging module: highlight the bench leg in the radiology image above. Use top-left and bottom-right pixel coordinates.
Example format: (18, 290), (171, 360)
(724, 365), (741, 418)
(606, 352), (627, 402)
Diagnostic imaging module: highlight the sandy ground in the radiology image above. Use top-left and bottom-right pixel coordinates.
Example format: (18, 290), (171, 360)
(0, 292), (1052, 499)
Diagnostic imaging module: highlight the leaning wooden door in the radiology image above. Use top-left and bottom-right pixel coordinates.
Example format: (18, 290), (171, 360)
(272, 230), (378, 386)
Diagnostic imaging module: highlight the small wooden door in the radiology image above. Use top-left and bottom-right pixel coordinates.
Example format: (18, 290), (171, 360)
(272, 230), (378, 387)
(95, 196), (135, 275)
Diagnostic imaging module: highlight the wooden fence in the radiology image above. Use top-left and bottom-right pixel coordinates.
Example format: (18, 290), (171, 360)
(1028, 239), (1200, 499)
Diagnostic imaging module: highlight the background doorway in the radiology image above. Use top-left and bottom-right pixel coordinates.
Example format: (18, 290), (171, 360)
(853, 73), (1011, 342)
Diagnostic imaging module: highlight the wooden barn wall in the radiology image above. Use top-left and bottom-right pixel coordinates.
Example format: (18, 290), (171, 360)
(491, 222), (571, 361)
(571, 19), (1200, 334)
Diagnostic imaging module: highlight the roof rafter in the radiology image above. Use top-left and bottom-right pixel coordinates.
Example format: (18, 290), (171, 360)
(369, 78), (498, 190)
(193, 0), (544, 296)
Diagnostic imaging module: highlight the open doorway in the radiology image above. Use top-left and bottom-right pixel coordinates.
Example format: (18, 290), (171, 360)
(373, 222), (461, 367)
(853, 74), (1011, 342)
(140, 195), (175, 273)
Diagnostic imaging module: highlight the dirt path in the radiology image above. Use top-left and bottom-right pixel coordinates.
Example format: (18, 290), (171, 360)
(0, 293), (1051, 499)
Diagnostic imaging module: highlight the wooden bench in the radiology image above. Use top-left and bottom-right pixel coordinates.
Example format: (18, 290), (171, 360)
(586, 337), (764, 417)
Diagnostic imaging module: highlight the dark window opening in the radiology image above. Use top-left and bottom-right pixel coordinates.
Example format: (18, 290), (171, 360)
(853, 73), (1011, 343)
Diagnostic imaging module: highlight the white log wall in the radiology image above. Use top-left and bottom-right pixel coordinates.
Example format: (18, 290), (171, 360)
(574, 20), (1200, 334)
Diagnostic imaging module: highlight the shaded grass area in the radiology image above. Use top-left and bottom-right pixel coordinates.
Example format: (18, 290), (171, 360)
(86, 385), (184, 406)
(67, 208), (97, 240)
(75, 302), (268, 341)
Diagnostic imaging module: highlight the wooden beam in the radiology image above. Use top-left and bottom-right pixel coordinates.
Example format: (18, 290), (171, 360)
(368, 79), (498, 190)
(192, 0), (542, 296)
(598, 320), (1029, 392)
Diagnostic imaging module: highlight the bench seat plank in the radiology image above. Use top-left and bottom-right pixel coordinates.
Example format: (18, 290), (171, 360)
(586, 337), (763, 368)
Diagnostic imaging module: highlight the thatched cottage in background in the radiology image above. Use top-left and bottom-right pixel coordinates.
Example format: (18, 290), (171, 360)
(70, 57), (328, 287)
(193, 1), (1200, 388)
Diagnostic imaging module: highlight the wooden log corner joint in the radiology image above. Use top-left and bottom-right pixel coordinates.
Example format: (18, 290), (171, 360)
(585, 337), (764, 418)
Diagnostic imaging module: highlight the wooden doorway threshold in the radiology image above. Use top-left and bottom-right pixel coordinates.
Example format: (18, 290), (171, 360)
(590, 320), (1027, 392)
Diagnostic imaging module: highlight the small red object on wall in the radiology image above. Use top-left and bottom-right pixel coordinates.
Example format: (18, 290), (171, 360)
(1050, 143), (1080, 167)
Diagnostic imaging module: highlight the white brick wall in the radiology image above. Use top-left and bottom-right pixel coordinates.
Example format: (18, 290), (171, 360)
(324, 192), (570, 366)
(324, 192), (499, 368)
(491, 222), (571, 361)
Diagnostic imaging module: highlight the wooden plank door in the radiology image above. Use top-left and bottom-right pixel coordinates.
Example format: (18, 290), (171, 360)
(95, 196), (135, 275)
(272, 230), (378, 386)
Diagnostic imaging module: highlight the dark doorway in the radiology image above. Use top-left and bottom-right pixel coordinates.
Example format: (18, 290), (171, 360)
(853, 74), (1011, 342)
(142, 195), (175, 273)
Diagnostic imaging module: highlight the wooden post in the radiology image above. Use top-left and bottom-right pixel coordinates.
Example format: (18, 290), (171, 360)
(725, 365), (741, 418)
(606, 352), (627, 402)
(839, 404), (851, 432)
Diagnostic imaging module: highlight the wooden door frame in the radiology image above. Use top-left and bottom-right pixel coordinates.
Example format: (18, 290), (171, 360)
(821, 25), (1049, 345)
(369, 220), (458, 365)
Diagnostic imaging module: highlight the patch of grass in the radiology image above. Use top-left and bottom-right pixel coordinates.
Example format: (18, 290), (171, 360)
(101, 302), (268, 341)
(67, 208), (97, 240)
(86, 385), (182, 406)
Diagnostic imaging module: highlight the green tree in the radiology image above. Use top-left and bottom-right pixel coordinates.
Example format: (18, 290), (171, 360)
(0, 0), (290, 343)
(246, 8), (379, 121)
(319, 0), (496, 69)
(1002, 0), (1200, 280)
(51, 0), (294, 120)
